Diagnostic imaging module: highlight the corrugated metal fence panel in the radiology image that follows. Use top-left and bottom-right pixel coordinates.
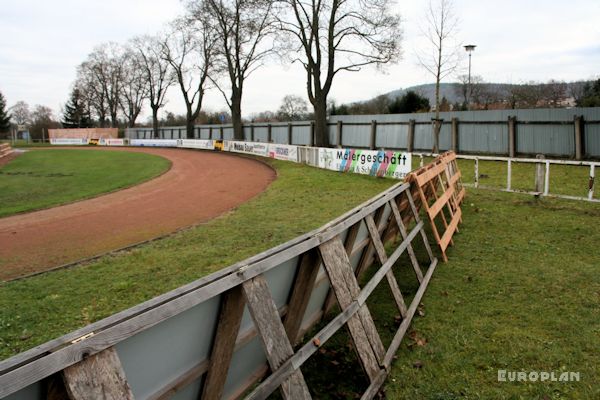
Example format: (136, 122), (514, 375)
(459, 122), (508, 154)
(439, 123), (452, 151)
(253, 126), (269, 142)
(271, 125), (288, 143)
(515, 109), (574, 156)
(413, 123), (433, 150)
(375, 124), (409, 149)
(292, 125), (311, 145)
(222, 127), (234, 140)
(327, 124), (337, 145)
(583, 108), (600, 157)
(243, 126), (253, 141)
(341, 123), (370, 148)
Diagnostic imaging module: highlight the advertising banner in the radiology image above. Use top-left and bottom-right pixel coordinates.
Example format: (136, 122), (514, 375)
(227, 141), (269, 157)
(319, 148), (412, 179)
(177, 139), (215, 150)
(130, 139), (178, 147)
(50, 138), (89, 145)
(268, 144), (298, 162)
(100, 138), (125, 146)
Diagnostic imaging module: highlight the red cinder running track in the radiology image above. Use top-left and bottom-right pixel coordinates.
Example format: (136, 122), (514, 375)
(0, 147), (275, 281)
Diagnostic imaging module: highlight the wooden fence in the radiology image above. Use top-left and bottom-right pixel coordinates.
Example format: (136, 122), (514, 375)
(0, 156), (464, 400)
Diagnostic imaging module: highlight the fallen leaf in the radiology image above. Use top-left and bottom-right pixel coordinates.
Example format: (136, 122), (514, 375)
(413, 360), (424, 369)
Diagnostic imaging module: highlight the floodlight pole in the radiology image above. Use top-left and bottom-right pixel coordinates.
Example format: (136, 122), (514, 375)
(464, 44), (476, 110)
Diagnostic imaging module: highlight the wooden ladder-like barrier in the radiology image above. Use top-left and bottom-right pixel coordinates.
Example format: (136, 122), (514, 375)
(0, 143), (12, 159)
(406, 151), (465, 262)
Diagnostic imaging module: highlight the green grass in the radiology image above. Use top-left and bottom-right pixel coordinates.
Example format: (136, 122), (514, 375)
(1, 157), (598, 398)
(0, 159), (394, 359)
(0, 149), (171, 217)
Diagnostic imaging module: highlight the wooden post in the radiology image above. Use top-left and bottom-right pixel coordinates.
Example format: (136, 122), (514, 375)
(508, 116), (517, 157)
(535, 154), (545, 193)
(250, 124), (255, 142)
(369, 120), (377, 150)
(219, 126), (224, 140)
(242, 276), (312, 399)
(62, 347), (133, 400)
(574, 115), (583, 160)
(507, 159), (512, 191)
(209, 127), (213, 140)
(336, 121), (343, 148)
(287, 123), (293, 145)
(267, 124), (272, 143)
(407, 119), (415, 152)
(201, 286), (246, 400)
(309, 122), (315, 147)
(589, 165), (595, 200)
(451, 117), (458, 152)
(474, 158), (479, 188)
(42, 127), (46, 143)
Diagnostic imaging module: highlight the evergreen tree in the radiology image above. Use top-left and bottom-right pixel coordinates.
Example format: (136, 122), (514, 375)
(0, 90), (11, 133)
(578, 79), (600, 107)
(388, 91), (431, 114)
(62, 88), (92, 128)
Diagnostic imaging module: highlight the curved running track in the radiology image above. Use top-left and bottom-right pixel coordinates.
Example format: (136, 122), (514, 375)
(0, 148), (276, 281)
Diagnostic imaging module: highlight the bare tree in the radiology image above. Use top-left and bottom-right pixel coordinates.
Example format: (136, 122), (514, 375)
(133, 35), (176, 138)
(119, 45), (148, 128)
(194, 0), (277, 140)
(277, 94), (308, 120)
(76, 61), (108, 126)
(160, 17), (215, 138)
(277, 0), (402, 147)
(416, 0), (460, 152)
(83, 43), (124, 127)
(9, 101), (31, 126)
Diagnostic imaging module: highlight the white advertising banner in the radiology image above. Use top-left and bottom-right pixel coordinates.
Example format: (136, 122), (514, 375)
(226, 141), (269, 157)
(268, 144), (298, 162)
(319, 148), (412, 179)
(130, 139), (178, 147)
(50, 138), (89, 145)
(177, 139), (215, 150)
(99, 138), (125, 146)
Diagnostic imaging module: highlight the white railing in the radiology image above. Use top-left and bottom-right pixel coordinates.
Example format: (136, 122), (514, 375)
(413, 153), (599, 203)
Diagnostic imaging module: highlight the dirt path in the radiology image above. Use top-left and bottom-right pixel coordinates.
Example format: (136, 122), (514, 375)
(0, 147), (275, 281)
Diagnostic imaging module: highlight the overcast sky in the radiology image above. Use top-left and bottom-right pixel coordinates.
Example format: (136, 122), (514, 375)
(1, 0), (599, 122)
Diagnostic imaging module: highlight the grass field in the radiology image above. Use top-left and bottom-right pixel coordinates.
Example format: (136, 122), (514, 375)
(0, 149), (171, 217)
(0, 155), (598, 398)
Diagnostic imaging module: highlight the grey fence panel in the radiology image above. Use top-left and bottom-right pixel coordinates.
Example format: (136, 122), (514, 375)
(115, 296), (221, 399)
(413, 124), (433, 150)
(292, 125), (311, 145)
(459, 123), (508, 154)
(341, 124), (370, 148)
(439, 124), (452, 151)
(253, 126), (269, 142)
(271, 125), (288, 143)
(517, 124), (574, 156)
(327, 124), (337, 145)
(222, 127), (234, 140)
(375, 124), (409, 149)
(583, 108), (600, 157)
(243, 126), (253, 141)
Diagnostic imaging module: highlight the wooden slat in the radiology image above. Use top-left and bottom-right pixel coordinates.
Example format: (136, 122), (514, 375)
(365, 214), (408, 318)
(389, 200), (424, 283)
(62, 347), (133, 400)
(201, 286), (246, 400)
(427, 184), (455, 219)
(283, 249), (321, 345)
(440, 208), (462, 252)
(319, 238), (384, 380)
(323, 220), (362, 313)
(354, 206), (386, 280)
(242, 276), (312, 399)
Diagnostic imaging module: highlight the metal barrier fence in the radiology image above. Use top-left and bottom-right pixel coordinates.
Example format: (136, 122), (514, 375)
(126, 107), (600, 159)
(0, 174), (444, 399)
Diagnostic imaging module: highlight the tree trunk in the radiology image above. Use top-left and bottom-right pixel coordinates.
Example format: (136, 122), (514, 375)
(152, 106), (160, 139)
(186, 118), (195, 139)
(231, 90), (243, 140)
(432, 119), (441, 154)
(313, 96), (329, 147)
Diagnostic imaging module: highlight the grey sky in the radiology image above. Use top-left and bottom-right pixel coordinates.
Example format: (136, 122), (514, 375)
(1, 0), (598, 122)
